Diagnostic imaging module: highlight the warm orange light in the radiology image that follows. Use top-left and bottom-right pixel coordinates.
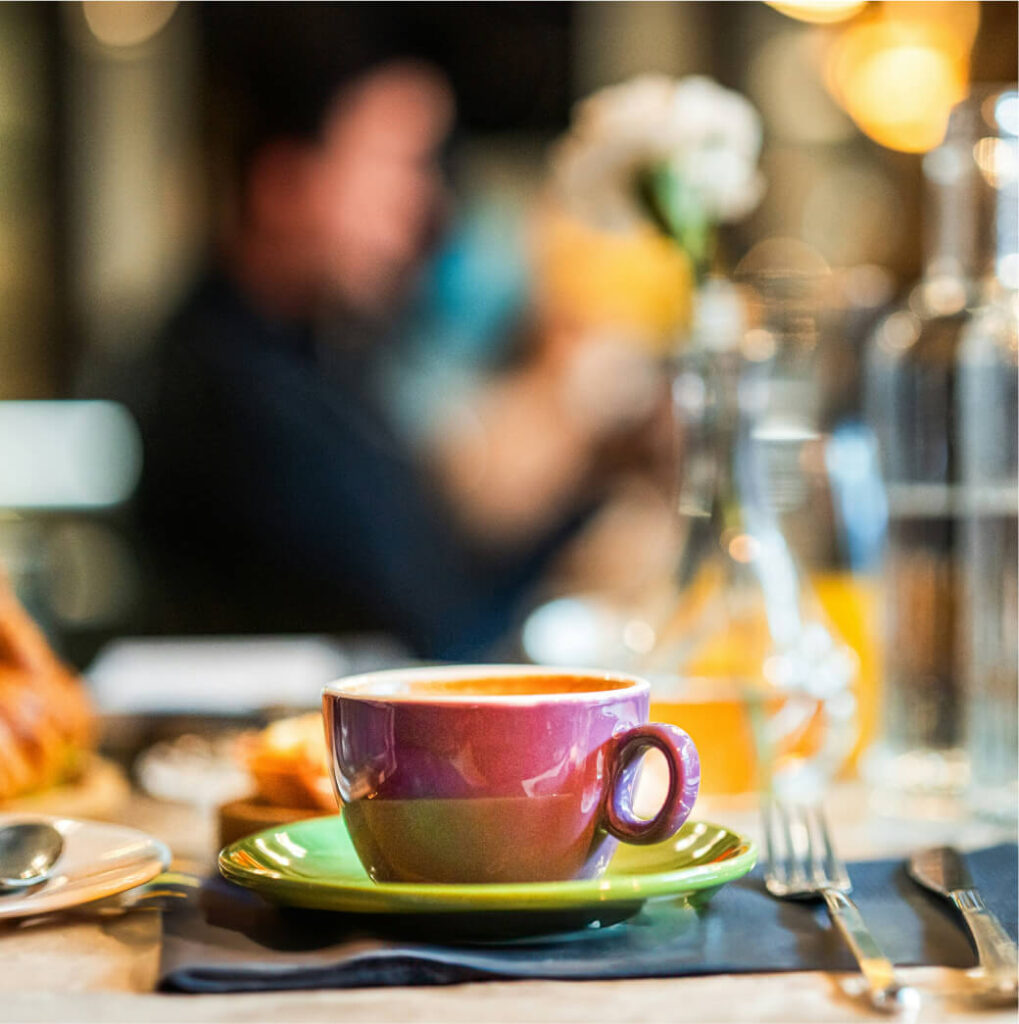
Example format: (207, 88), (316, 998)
(827, 18), (970, 153)
(82, 1), (177, 49)
(727, 533), (762, 564)
(973, 137), (1019, 188)
(882, 2), (980, 50)
(765, 0), (868, 25)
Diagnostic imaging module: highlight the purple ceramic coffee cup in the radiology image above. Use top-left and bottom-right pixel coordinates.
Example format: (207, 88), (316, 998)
(322, 665), (700, 884)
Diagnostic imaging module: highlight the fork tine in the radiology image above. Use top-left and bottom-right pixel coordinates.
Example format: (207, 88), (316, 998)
(815, 805), (852, 892)
(777, 800), (808, 889)
(763, 802), (918, 1013)
(762, 795), (786, 885)
(803, 804), (828, 888)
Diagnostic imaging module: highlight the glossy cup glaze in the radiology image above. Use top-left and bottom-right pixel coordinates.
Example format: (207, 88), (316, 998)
(322, 665), (700, 884)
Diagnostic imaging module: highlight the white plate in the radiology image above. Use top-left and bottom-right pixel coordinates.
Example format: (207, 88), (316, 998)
(0, 814), (170, 919)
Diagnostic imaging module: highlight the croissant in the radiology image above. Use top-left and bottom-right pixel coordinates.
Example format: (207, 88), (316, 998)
(242, 713), (335, 811)
(0, 572), (94, 802)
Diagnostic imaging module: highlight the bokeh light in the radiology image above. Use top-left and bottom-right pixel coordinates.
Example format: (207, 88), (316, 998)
(973, 136), (1018, 188)
(81, 1), (177, 49)
(997, 92), (1019, 137)
(827, 15), (972, 153)
(882, 1), (980, 51)
(765, 0), (868, 26)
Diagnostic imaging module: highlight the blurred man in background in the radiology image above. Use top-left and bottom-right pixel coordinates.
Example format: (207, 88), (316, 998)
(138, 7), (663, 659)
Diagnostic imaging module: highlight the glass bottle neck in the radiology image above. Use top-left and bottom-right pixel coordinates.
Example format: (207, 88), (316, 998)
(921, 146), (987, 302)
(922, 94), (1019, 301)
(991, 153), (1019, 295)
(675, 349), (813, 533)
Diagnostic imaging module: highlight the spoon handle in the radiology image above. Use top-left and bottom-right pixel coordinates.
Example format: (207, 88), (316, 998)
(951, 888), (1018, 1000)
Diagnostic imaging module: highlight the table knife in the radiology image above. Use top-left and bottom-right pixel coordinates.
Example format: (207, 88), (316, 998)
(908, 846), (1018, 1004)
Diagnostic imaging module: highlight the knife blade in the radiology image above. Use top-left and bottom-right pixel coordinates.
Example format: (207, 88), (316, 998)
(907, 846), (972, 896)
(908, 846), (1017, 1006)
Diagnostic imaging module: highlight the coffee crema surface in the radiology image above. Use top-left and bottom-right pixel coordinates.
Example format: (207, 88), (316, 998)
(332, 673), (633, 700)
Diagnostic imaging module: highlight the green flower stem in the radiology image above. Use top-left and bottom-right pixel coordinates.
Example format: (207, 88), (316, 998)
(634, 162), (715, 282)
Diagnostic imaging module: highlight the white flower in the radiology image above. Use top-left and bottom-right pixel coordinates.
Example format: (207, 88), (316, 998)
(552, 75), (765, 233)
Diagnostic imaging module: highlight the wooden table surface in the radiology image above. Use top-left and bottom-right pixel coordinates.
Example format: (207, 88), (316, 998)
(1, 784), (1014, 1024)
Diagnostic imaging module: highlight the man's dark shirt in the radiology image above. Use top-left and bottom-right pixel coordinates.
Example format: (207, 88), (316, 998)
(136, 273), (575, 660)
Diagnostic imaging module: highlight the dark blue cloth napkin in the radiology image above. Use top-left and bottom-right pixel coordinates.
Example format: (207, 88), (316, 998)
(159, 844), (1017, 993)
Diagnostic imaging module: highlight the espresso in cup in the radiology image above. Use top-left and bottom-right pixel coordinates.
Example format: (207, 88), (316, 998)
(322, 666), (700, 884)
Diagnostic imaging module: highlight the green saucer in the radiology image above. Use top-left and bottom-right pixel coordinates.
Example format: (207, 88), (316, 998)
(219, 816), (756, 936)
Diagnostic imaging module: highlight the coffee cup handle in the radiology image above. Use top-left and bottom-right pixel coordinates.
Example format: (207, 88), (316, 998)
(603, 723), (700, 845)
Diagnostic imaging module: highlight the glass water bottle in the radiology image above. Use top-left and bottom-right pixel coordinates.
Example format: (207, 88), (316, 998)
(864, 89), (1011, 802)
(957, 88), (1019, 823)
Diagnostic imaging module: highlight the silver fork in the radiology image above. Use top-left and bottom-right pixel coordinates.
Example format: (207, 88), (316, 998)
(763, 798), (921, 1015)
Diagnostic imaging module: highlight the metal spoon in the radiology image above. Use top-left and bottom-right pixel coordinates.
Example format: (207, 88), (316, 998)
(0, 822), (63, 890)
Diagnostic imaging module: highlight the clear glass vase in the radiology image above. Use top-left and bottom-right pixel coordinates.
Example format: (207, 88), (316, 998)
(640, 277), (858, 800)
